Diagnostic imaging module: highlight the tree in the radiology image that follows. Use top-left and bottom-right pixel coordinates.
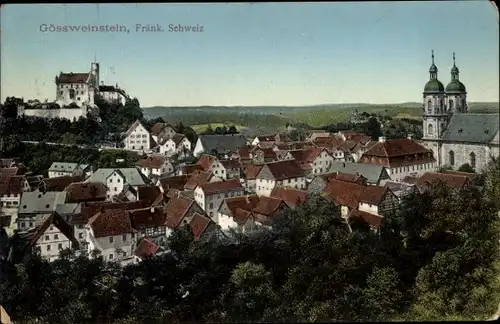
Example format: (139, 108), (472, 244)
(1, 96), (23, 119)
(364, 117), (383, 140)
(227, 125), (238, 134)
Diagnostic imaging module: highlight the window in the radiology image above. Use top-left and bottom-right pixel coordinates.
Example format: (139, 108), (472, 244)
(109, 254), (114, 260)
(58, 243), (62, 249)
(427, 124), (433, 136)
(122, 234), (127, 241)
(114, 187), (117, 191)
(209, 203), (214, 209)
(54, 234), (59, 240)
(59, 91), (63, 95)
(449, 151), (455, 166)
(469, 152), (476, 169)
(77, 97), (81, 101)
(29, 221), (33, 227)
(79, 233), (84, 239)
(449, 99), (454, 110)
(69, 89), (75, 99)
(47, 245), (51, 251)
(45, 235), (50, 241)
(117, 178), (121, 183)
(109, 237), (114, 243)
(109, 179), (113, 183)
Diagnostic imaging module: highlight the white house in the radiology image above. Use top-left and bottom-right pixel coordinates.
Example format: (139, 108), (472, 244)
(216, 194), (260, 233)
(359, 137), (438, 182)
(30, 212), (79, 262)
(98, 84), (129, 105)
(138, 156), (174, 178)
(193, 179), (245, 219)
(284, 148), (334, 176)
(151, 123), (177, 143)
(241, 164), (263, 193)
(86, 168), (149, 201)
(48, 162), (84, 178)
(158, 134), (191, 157)
(196, 155), (228, 179)
(0, 175), (31, 236)
(123, 120), (154, 152)
(16, 191), (67, 233)
(255, 160), (307, 197)
(86, 208), (136, 264)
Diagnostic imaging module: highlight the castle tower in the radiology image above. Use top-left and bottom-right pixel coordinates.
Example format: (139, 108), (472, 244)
(422, 50), (449, 140)
(91, 62), (100, 88)
(445, 53), (468, 113)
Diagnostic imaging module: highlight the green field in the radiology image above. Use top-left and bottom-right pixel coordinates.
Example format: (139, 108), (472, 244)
(189, 123), (248, 133)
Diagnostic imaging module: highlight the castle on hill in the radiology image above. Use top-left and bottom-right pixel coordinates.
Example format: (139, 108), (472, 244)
(18, 62), (130, 121)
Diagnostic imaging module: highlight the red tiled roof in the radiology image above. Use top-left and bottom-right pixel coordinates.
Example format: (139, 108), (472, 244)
(189, 213), (212, 238)
(253, 196), (283, 217)
(139, 156), (167, 169)
(137, 186), (164, 205)
(0, 175), (26, 195)
(351, 208), (383, 228)
(324, 172), (366, 184)
(164, 194), (194, 228)
(219, 159), (241, 169)
(159, 175), (189, 191)
(77, 200), (150, 225)
(259, 160), (306, 181)
(237, 146), (254, 160)
(443, 170), (477, 180)
(184, 170), (212, 190)
(223, 194), (260, 215)
(362, 138), (432, 158)
(65, 182), (107, 203)
(129, 206), (167, 230)
(151, 123), (169, 136)
(0, 158), (16, 168)
(43, 175), (85, 191)
(287, 148), (326, 163)
(270, 187), (307, 208)
(358, 185), (388, 205)
(135, 238), (159, 259)
(416, 172), (471, 191)
(252, 147), (278, 158)
(56, 72), (90, 84)
(324, 179), (366, 208)
(88, 208), (134, 238)
(181, 164), (204, 175)
(198, 179), (243, 195)
(196, 155), (217, 170)
(243, 164), (263, 180)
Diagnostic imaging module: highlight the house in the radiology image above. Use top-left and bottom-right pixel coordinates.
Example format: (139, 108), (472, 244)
(134, 238), (160, 260)
(139, 156), (174, 178)
(193, 134), (247, 157)
(307, 172), (368, 195)
(328, 161), (391, 186)
(189, 212), (218, 241)
(196, 155), (228, 179)
(80, 164), (93, 179)
(178, 163), (204, 176)
(270, 186), (307, 209)
(40, 175), (86, 192)
(324, 179), (399, 231)
(114, 185), (164, 205)
(64, 182), (107, 203)
(150, 123), (176, 143)
(123, 120), (154, 152)
(86, 168), (150, 201)
(252, 196), (291, 228)
(86, 208), (136, 264)
(194, 179), (245, 219)
(284, 148), (334, 176)
(158, 134), (191, 157)
(274, 141), (316, 152)
(29, 212), (79, 262)
(241, 164), (263, 193)
(359, 137), (437, 182)
(217, 195), (260, 233)
(129, 206), (168, 245)
(0, 175), (30, 235)
(16, 191), (67, 233)
(307, 130), (331, 142)
(164, 193), (205, 236)
(48, 162), (84, 178)
(1, 305), (12, 324)
(251, 133), (290, 146)
(384, 181), (417, 201)
(156, 175), (189, 193)
(336, 131), (372, 144)
(219, 160), (242, 180)
(183, 170), (213, 191)
(25, 175), (44, 190)
(255, 160), (307, 197)
(415, 171), (473, 193)
(250, 147), (278, 164)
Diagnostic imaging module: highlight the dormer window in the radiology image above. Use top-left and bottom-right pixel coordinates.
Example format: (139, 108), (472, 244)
(458, 129), (463, 133)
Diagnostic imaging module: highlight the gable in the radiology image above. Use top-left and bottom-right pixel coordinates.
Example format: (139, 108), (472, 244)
(256, 165), (275, 180)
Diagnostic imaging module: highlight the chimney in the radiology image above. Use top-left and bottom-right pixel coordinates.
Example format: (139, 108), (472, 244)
(378, 136), (386, 143)
(150, 207), (155, 213)
(407, 134), (414, 140)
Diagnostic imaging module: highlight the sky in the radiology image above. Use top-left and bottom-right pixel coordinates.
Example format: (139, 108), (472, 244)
(1, 2), (499, 107)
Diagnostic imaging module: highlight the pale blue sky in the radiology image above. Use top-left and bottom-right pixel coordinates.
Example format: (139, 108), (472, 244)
(1, 2), (498, 107)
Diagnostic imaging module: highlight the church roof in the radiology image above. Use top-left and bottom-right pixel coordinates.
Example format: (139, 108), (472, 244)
(441, 114), (499, 144)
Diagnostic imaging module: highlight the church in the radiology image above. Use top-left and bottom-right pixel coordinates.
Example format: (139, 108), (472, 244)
(420, 51), (499, 172)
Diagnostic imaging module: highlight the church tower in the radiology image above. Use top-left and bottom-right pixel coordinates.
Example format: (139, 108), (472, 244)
(445, 53), (467, 113)
(422, 50), (448, 140)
